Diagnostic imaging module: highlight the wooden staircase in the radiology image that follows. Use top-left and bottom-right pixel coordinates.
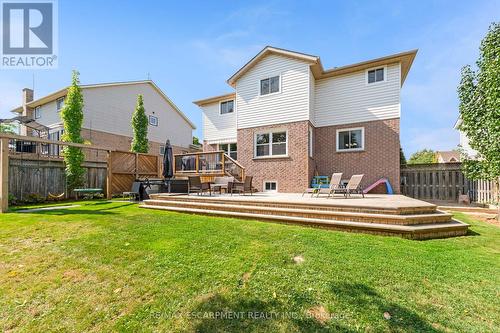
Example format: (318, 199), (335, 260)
(141, 194), (469, 240)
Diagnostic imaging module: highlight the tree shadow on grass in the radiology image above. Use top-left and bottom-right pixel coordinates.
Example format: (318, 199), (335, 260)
(328, 282), (443, 332)
(187, 293), (354, 333)
(21, 202), (135, 216)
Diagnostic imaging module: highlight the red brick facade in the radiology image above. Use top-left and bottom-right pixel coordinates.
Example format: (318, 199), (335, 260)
(314, 118), (400, 193)
(237, 121), (311, 193)
(203, 118), (400, 194)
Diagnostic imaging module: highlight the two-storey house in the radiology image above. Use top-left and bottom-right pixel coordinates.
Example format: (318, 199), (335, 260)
(194, 46), (417, 193)
(11, 80), (196, 156)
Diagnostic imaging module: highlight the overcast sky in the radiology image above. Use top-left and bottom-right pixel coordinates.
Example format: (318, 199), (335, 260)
(1, 0), (498, 156)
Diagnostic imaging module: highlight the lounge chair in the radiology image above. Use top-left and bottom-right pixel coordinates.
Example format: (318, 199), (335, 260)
(188, 176), (211, 195)
(229, 176), (253, 195)
(335, 174), (365, 198)
(316, 173), (343, 198)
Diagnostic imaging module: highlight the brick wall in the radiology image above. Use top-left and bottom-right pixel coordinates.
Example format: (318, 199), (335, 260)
(237, 121), (310, 193)
(314, 118), (400, 193)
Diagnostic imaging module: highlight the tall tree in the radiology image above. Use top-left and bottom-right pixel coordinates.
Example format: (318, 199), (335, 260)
(400, 147), (407, 166)
(61, 70), (86, 192)
(408, 149), (436, 165)
(131, 94), (149, 153)
(458, 22), (500, 207)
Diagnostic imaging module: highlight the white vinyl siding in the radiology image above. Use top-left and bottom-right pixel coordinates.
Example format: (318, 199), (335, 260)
(82, 83), (192, 148)
(314, 63), (401, 126)
(201, 101), (237, 144)
(31, 99), (62, 126)
(236, 54), (311, 129)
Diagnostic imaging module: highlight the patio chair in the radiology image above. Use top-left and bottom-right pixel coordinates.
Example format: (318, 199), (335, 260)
(188, 176), (211, 196)
(335, 174), (365, 198)
(123, 181), (141, 201)
(229, 176), (253, 195)
(315, 173), (343, 198)
(210, 176), (234, 194)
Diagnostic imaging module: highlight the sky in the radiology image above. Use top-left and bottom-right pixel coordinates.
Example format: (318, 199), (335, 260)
(0, 0), (498, 157)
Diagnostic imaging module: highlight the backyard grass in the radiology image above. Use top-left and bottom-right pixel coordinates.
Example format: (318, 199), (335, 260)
(0, 201), (498, 332)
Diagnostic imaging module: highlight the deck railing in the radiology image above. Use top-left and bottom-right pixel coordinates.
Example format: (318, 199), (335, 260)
(174, 151), (245, 181)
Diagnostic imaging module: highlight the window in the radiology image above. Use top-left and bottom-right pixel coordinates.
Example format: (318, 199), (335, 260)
(220, 100), (234, 114)
(367, 67), (385, 84)
(159, 145), (165, 155)
(34, 106), (41, 119)
(219, 143), (237, 160)
(149, 115), (158, 126)
(255, 131), (287, 157)
(264, 181), (277, 192)
(260, 75), (280, 95)
(56, 97), (65, 111)
(337, 128), (364, 152)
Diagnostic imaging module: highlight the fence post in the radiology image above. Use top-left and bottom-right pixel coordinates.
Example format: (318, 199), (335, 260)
(0, 138), (9, 213)
(106, 150), (112, 199)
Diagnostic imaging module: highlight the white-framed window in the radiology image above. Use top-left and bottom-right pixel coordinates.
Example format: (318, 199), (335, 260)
(336, 127), (364, 152)
(34, 106), (41, 119)
(220, 100), (234, 114)
(263, 181), (277, 192)
(159, 145), (165, 155)
(149, 115), (158, 126)
(56, 97), (65, 111)
(254, 130), (287, 158)
(219, 143), (237, 160)
(366, 67), (386, 84)
(260, 75), (280, 96)
(308, 126), (313, 158)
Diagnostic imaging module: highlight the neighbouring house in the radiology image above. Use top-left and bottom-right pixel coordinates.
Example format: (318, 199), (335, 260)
(10, 80), (197, 157)
(436, 150), (461, 163)
(454, 117), (478, 159)
(194, 46), (417, 193)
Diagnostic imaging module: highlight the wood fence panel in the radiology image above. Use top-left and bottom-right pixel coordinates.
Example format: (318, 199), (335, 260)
(401, 162), (499, 204)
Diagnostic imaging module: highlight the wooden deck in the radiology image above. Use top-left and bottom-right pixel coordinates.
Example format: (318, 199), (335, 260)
(141, 193), (469, 240)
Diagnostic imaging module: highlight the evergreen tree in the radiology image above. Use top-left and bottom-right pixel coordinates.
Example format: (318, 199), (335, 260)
(61, 70), (85, 192)
(131, 94), (149, 153)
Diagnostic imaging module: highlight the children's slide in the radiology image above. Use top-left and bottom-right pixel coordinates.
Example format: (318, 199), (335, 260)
(363, 178), (394, 194)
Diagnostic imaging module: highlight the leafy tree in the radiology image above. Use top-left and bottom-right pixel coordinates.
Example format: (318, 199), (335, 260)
(408, 149), (437, 165)
(0, 123), (16, 134)
(61, 70), (86, 192)
(131, 94), (149, 153)
(458, 22), (500, 207)
(400, 147), (407, 166)
(192, 136), (200, 146)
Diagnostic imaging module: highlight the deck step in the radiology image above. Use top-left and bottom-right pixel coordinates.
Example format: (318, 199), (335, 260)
(140, 204), (469, 240)
(143, 199), (452, 225)
(149, 194), (437, 215)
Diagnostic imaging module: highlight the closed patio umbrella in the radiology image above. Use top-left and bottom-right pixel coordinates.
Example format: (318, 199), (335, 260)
(162, 139), (174, 179)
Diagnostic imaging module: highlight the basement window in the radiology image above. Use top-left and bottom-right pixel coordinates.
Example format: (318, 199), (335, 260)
(264, 181), (277, 192)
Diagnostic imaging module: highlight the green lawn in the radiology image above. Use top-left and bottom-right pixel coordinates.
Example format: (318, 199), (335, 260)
(0, 201), (498, 332)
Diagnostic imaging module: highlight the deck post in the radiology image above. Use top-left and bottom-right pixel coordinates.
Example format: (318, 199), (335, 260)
(0, 138), (9, 213)
(221, 152), (225, 175)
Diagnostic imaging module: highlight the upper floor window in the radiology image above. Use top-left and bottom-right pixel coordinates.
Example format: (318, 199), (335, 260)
(56, 97), (65, 111)
(34, 106), (41, 119)
(149, 115), (158, 126)
(337, 127), (364, 152)
(255, 130), (287, 157)
(220, 100), (234, 114)
(159, 145), (165, 155)
(367, 67), (385, 84)
(260, 75), (280, 96)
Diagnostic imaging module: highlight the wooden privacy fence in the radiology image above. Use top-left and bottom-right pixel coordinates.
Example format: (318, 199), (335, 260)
(401, 162), (499, 203)
(9, 157), (107, 201)
(1, 133), (163, 212)
(107, 150), (161, 197)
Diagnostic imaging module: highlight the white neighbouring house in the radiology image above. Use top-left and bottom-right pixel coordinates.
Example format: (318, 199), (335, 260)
(10, 80), (197, 156)
(194, 46), (417, 193)
(454, 117), (478, 159)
